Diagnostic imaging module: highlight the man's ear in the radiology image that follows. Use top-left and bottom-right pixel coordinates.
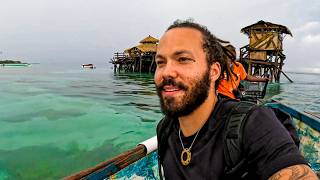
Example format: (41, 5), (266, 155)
(210, 62), (221, 82)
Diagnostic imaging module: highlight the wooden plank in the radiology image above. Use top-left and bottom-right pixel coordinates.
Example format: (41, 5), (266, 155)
(246, 59), (274, 66)
(256, 34), (274, 49)
(249, 51), (267, 60)
(304, 111), (320, 119)
(64, 145), (146, 180)
(250, 33), (272, 48)
(250, 32), (281, 50)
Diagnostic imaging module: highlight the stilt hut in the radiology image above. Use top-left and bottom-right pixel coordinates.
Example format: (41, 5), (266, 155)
(239, 20), (293, 82)
(111, 35), (158, 73)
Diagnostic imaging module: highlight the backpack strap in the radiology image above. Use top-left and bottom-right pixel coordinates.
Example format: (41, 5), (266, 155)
(223, 101), (257, 177)
(157, 116), (174, 180)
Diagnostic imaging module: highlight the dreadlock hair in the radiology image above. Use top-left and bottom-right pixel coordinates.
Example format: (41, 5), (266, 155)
(222, 44), (236, 62)
(219, 42), (240, 81)
(166, 19), (232, 89)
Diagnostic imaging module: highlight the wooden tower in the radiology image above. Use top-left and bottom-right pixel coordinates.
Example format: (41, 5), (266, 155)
(239, 20), (293, 82)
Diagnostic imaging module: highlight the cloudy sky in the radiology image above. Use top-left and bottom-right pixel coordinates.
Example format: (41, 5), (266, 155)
(0, 0), (319, 72)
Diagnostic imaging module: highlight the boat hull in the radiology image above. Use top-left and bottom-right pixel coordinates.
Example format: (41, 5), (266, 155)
(66, 101), (320, 179)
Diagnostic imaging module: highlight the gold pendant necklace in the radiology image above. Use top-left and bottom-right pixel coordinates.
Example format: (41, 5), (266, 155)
(178, 129), (200, 166)
(180, 148), (191, 166)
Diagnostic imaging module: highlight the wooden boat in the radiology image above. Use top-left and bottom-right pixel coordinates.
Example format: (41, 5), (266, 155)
(82, 64), (96, 69)
(64, 99), (320, 179)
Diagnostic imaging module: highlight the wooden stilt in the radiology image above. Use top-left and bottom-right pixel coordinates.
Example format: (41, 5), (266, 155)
(149, 55), (155, 73)
(139, 56), (142, 73)
(273, 65), (293, 83)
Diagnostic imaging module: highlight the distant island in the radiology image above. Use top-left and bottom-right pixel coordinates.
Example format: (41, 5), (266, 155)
(0, 60), (31, 67)
(0, 60), (23, 64)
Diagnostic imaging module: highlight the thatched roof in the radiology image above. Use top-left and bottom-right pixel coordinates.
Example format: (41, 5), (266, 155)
(124, 48), (131, 54)
(124, 44), (157, 54)
(241, 20), (292, 36)
(139, 35), (159, 44)
(124, 35), (158, 54)
(136, 43), (157, 53)
(123, 35), (158, 56)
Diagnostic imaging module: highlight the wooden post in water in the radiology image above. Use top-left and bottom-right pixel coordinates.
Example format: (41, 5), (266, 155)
(149, 55), (155, 73)
(139, 56), (142, 73)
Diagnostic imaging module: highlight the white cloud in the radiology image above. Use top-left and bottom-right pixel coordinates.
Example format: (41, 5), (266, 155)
(290, 21), (320, 46)
(296, 21), (320, 32)
(302, 34), (320, 44)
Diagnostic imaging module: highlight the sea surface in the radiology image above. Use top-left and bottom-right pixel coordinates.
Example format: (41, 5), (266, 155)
(0, 64), (319, 179)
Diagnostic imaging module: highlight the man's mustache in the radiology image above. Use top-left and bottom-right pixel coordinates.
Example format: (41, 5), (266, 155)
(156, 78), (188, 91)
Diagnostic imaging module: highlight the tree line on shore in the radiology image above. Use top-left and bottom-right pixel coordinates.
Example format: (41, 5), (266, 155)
(0, 60), (22, 64)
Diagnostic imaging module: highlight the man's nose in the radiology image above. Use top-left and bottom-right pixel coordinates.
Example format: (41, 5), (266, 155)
(162, 61), (178, 78)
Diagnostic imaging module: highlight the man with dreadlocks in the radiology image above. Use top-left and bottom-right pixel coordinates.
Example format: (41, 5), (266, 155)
(154, 19), (317, 179)
(217, 42), (269, 99)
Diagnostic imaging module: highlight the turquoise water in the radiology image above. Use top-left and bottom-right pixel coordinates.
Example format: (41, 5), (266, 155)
(268, 73), (320, 113)
(0, 64), (319, 179)
(0, 64), (162, 179)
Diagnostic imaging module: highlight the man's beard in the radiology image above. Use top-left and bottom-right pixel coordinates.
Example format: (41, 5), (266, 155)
(156, 70), (211, 117)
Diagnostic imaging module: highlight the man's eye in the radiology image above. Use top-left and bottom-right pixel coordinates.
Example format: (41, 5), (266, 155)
(156, 60), (164, 65)
(178, 57), (193, 62)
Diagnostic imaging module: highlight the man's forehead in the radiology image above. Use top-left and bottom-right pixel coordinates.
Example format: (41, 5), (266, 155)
(160, 27), (203, 44)
(157, 27), (204, 54)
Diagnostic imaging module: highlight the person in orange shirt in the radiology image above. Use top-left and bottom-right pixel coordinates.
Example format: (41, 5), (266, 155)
(217, 42), (269, 99)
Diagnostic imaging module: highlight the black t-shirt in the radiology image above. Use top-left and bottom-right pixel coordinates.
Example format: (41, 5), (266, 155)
(160, 100), (307, 180)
